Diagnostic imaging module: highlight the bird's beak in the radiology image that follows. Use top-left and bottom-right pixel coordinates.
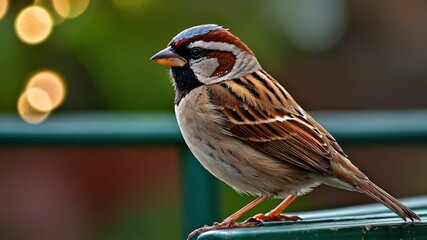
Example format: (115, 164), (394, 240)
(150, 46), (187, 67)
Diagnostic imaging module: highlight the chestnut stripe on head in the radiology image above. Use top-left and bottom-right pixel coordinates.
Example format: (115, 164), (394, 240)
(171, 24), (224, 45)
(175, 29), (252, 55)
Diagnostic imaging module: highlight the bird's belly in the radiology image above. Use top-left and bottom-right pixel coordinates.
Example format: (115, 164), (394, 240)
(175, 96), (318, 197)
(177, 115), (255, 193)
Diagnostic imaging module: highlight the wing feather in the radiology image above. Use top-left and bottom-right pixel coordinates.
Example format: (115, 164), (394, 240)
(207, 70), (345, 175)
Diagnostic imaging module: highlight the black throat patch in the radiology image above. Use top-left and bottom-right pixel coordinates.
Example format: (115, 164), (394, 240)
(171, 65), (203, 105)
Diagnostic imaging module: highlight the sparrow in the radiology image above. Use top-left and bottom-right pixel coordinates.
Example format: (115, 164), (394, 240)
(150, 24), (420, 239)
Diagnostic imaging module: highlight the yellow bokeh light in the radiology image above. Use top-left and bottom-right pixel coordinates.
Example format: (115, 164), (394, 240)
(0, 0), (8, 20)
(15, 6), (53, 45)
(17, 91), (50, 124)
(34, 0), (66, 25)
(52, 0), (70, 18)
(17, 70), (66, 124)
(53, 0), (89, 19)
(26, 70), (66, 109)
(26, 88), (53, 112)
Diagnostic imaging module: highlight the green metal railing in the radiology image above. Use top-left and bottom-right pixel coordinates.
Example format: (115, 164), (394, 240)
(1, 110), (427, 238)
(198, 195), (427, 239)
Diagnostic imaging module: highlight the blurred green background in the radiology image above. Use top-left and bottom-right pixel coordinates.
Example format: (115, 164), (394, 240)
(1, 0), (427, 240)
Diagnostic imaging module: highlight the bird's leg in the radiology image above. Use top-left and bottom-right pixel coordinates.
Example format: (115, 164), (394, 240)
(187, 196), (266, 240)
(250, 194), (302, 222)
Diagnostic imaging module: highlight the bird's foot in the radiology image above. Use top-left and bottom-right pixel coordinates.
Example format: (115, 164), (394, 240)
(187, 218), (262, 240)
(251, 212), (302, 222)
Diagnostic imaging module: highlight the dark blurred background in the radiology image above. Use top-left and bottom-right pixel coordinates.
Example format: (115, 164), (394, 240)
(1, 0), (427, 240)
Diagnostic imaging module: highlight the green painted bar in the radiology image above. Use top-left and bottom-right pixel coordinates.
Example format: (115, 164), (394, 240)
(197, 196), (427, 240)
(181, 148), (221, 238)
(0, 112), (182, 145)
(1, 110), (427, 145)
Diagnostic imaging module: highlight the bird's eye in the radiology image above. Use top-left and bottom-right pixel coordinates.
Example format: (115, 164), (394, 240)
(190, 47), (204, 59)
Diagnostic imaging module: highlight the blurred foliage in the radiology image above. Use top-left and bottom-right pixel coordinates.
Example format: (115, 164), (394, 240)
(0, 0), (296, 112)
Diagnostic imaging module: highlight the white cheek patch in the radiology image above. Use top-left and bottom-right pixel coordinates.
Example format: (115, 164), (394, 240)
(191, 57), (219, 79)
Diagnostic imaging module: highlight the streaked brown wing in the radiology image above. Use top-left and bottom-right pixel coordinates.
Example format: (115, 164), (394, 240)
(231, 115), (334, 174)
(207, 70), (337, 175)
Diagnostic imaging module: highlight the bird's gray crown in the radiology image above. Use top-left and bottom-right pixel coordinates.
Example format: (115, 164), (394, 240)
(172, 24), (225, 43)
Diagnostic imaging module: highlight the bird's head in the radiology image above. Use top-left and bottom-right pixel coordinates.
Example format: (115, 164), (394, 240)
(151, 24), (261, 103)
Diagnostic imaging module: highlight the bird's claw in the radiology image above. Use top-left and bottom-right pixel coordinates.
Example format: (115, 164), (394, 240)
(187, 219), (262, 240)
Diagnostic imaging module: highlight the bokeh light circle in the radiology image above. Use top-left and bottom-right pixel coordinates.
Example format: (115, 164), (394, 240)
(26, 88), (53, 112)
(52, 0), (71, 18)
(15, 6), (53, 45)
(17, 91), (50, 124)
(26, 70), (66, 109)
(0, 0), (8, 20)
(17, 70), (66, 124)
(53, 0), (89, 19)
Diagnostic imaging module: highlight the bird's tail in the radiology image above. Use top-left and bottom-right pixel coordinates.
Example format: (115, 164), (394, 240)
(355, 179), (420, 221)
